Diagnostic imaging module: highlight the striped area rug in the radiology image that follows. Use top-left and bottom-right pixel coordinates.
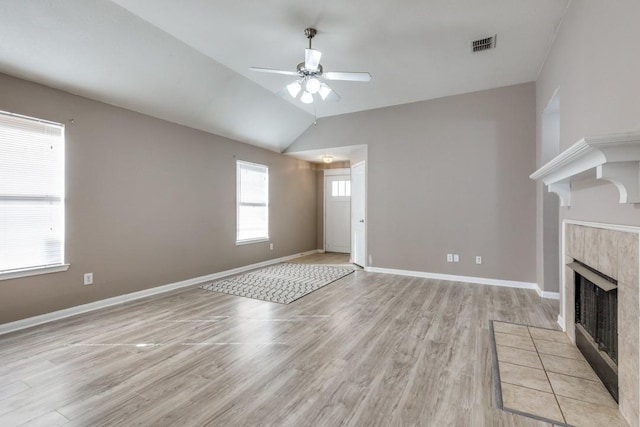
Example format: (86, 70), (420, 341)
(199, 263), (355, 304)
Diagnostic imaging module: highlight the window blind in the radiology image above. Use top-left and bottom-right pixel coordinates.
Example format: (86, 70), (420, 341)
(0, 111), (65, 273)
(236, 160), (268, 243)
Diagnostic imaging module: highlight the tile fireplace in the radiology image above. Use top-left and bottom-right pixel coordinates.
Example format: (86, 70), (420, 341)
(562, 222), (640, 426)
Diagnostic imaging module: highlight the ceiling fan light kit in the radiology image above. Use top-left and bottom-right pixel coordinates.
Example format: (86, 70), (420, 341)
(300, 91), (314, 104)
(305, 77), (321, 94)
(287, 81), (301, 97)
(250, 28), (371, 105)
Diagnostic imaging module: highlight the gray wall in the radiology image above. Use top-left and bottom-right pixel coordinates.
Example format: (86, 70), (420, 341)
(288, 83), (537, 283)
(535, 1), (640, 291)
(0, 73), (317, 324)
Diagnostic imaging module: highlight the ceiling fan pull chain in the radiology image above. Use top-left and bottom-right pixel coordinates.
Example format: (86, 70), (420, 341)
(313, 103), (317, 126)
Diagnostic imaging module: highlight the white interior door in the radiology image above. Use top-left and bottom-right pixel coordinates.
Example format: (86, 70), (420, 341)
(325, 174), (351, 253)
(351, 162), (366, 267)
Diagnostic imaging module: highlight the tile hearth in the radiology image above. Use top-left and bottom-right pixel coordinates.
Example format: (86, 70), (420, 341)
(492, 320), (627, 427)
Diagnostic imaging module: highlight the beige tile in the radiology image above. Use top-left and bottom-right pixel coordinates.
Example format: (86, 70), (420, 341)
(618, 231), (639, 288)
(493, 321), (530, 337)
(501, 382), (565, 423)
(547, 372), (617, 408)
(566, 226), (575, 259)
(494, 332), (536, 352)
(539, 352), (599, 381)
(599, 229), (621, 280)
(619, 392), (640, 427)
(583, 226), (600, 270)
(496, 345), (543, 370)
(619, 378), (639, 415)
(499, 361), (553, 393)
(557, 396), (628, 427)
(618, 336), (640, 420)
(619, 286), (639, 350)
(568, 225), (585, 262)
(534, 339), (584, 360)
(528, 327), (571, 344)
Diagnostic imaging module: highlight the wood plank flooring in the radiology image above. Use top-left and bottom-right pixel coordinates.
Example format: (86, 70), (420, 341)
(0, 256), (560, 426)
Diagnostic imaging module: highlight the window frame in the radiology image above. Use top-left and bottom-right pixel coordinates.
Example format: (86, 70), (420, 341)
(235, 160), (269, 245)
(0, 110), (69, 280)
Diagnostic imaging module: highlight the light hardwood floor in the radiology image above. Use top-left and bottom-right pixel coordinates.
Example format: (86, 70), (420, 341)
(0, 256), (560, 426)
(290, 252), (352, 265)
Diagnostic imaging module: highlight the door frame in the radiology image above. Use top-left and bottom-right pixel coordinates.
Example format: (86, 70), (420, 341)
(323, 168), (351, 253)
(350, 161), (366, 267)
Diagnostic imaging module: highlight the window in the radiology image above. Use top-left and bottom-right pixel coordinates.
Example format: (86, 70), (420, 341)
(0, 111), (65, 276)
(331, 179), (351, 197)
(236, 160), (268, 244)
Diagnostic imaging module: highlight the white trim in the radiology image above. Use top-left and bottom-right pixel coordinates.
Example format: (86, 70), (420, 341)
(564, 219), (640, 234)
(537, 289), (561, 300)
(235, 237), (269, 246)
(351, 161), (367, 267)
(323, 168), (351, 176)
(0, 264), (70, 281)
(0, 250), (319, 336)
(364, 266), (544, 293)
(560, 220), (567, 326)
(557, 314), (566, 331)
(530, 131), (640, 205)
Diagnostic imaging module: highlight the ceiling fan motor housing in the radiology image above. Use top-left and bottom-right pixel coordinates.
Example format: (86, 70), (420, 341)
(297, 62), (323, 78)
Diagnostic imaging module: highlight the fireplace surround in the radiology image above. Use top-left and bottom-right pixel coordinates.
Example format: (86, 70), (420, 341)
(562, 221), (640, 426)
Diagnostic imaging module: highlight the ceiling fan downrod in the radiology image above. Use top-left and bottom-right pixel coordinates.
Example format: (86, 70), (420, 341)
(305, 27), (317, 49)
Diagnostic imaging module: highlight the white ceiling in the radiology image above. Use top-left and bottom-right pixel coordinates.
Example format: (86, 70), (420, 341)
(0, 0), (568, 153)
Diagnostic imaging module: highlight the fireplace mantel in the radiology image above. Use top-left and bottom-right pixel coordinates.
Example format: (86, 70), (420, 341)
(530, 131), (640, 206)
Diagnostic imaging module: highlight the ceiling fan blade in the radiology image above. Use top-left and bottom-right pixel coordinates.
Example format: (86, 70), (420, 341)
(249, 67), (299, 76)
(305, 49), (322, 72)
(324, 71), (372, 82)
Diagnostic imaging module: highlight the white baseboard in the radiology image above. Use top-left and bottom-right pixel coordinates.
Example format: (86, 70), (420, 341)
(557, 314), (566, 331)
(536, 288), (561, 300)
(364, 266), (545, 293)
(0, 249), (320, 336)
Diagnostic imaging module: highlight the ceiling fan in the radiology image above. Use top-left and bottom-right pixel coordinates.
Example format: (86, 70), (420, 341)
(249, 28), (372, 104)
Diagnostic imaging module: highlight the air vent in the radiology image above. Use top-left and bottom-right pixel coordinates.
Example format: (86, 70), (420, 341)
(471, 35), (497, 52)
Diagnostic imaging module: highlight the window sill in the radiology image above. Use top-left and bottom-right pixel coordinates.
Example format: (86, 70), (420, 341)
(236, 238), (270, 246)
(0, 264), (70, 281)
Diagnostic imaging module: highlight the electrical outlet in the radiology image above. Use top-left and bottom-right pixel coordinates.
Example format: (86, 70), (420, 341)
(453, 254), (459, 263)
(447, 254), (453, 263)
(84, 272), (93, 285)
(476, 256), (482, 265)
(269, 243), (274, 250)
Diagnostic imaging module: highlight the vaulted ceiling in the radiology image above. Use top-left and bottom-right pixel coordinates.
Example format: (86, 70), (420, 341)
(0, 0), (568, 152)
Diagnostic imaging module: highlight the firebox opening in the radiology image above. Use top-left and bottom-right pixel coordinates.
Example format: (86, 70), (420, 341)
(570, 260), (618, 402)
